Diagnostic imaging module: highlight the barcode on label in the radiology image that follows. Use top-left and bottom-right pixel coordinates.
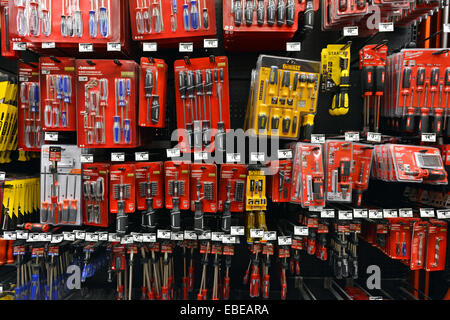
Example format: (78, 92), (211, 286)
(179, 43), (193, 52)
(143, 42), (158, 52)
(204, 39), (218, 48)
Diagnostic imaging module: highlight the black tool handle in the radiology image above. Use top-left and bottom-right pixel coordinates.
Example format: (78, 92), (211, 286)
(286, 0), (295, 25)
(234, 0), (242, 26)
(257, 0), (265, 25)
(194, 201), (204, 234)
(116, 201), (128, 236)
(221, 201), (231, 233)
(302, 0), (314, 31)
(171, 198), (180, 232)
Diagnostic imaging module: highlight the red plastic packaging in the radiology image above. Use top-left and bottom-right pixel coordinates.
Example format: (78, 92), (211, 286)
(410, 220), (427, 270)
(190, 163), (217, 213)
(218, 164), (247, 212)
(164, 161), (190, 210)
(82, 162), (110, 227)
(425, 219), (447, 272)
(109, 163), (136, 214)
(325, 140), (353, 202)
(0, 5), (17, 58)
(267, 160), (292, 203)
(135, 162), (164, 210)
(351, 143), (373, 206)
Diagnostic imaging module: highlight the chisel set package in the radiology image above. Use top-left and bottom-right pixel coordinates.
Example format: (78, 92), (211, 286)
(223, 0), (319, 51)
(128, 0), (217, 44)
(174, 56), (231, 153)
(383, 49), (450, 136)
(244, 55), (321, 139)
(75, 59), (140, 148)
(39, 57), (76, 131)
(40, 145), (82, 226)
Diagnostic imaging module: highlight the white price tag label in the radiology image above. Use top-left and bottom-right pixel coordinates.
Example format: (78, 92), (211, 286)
(311, 134), (325, 144)
(230, 226), (245, 236)
(0, 172), (5, 181)
(399, 208), (414, 218)
(250, 152), (265, 162)
(98, 232), (108, 241)
(41, 70), (50, 75)
(167, 148), (181, 158)
(343, 26), (359, 36)
(51, 234), (63, 243)
(294, 226), (309, 236)
(444, 24), (450, 33)
(44, 132), (58, 142)
(171, 232), (184, 241)
(369, 209), (383, 219)
(120, 235), (134, 244)
(379, 22), (394, 32)
(369, 296), (383, 300)
(420, 208), (435, 218)
(111, 152), (125, 162)
(286, 42), (301, 52)
(339, 210), (353, 220)
(28, 233), (40, 242)
(226, 153), (241, 163)
(42, 42), (56, 49)
(263, 231), (277, 241)
(367, 132), (381, 142)
(211, 232), (224, 242)
(85, 233), (99, 242)
(80, 154), (94, 163)
(184, 231), (198, 240)
(107, 42), (121, 51)
(13, 42), (27, 51)
(436, 209), (450, 219)
(142, 233), (156, 243)
(321, 209), (335, 218)
(278, 236), (292, 246)
(16, 230), (29, 240)
(250, 229), (264, 238)
(78, 76), (88, 82)
(383, 209), (398, 218)
(277, 149), (293, 159)
(421, 133), (436, 142)
(130, 233), (143, 243)
(345, 131), (360, 142)
(157, 230), (171, 239)
(2, 231), (16, 240)
(79, 43), (94, 52)
(204, 39), (219, 48)
(42, 234), (52, 242)
(75, 230), (86, 240)
(353, 209), (368, 218)
(179, 42), (194, 52)
(143, 42), (158, 52)
(63, 232), (75, 241)
(194, 151), (208, 161)
(198, 231), (211, 240)
(135, 152), (149, 161)
(108, 233), (120, 242)
(222, 235), (236, 244)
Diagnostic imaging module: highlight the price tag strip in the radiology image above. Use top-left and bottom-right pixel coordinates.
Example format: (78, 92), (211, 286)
(419, 208), (435, 218)
(230, 226), (245, 236)
(311, 134), (326, 144)
(353, 209), (368, 218)
(399, 208), (414, 218)
(369, 209), (383, 219)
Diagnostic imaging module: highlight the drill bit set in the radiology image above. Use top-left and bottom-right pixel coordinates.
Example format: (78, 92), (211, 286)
(223, 0), (319, 51)
(174, 56), (231, 153)
(82, 163), (109, 227)
(40, 145), (82, 225)
(138, 58), (167, 128)
(129, 0), (216, 45)
(39, 57), (75, 131)
(18, 63), (41, 152)
(75, 59), (140, 148)
(244, 55), (321, 139)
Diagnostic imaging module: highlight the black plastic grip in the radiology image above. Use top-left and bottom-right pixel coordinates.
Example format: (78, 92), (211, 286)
(361, 66), (374, 94)
(116, 201), (128, 236)
(194, 202), (204, 234)
(234, 0), (242, 26)
(302, 0), (314, 31)
(257, 0), (265, 25)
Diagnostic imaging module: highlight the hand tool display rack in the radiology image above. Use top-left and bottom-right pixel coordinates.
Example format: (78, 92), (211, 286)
(0, 0), (448, 301)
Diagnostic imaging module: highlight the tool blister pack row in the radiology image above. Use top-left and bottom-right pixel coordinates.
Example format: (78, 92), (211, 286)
(40, 144), (82, 226)
(383, 49), (450, 136)
(245, 55), (321, 140)
(39, 57), (76, 132)
(129, 0), (217, 45)
(174, 56), (230, 153)
(75, 59), (140, 148)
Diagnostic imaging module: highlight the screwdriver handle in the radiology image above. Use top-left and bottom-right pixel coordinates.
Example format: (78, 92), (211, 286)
(303, 0), (314, 30)
(116, 201), (128, 236)
(286, 0), (295, 25)
(419, 108), (430, 133)
(267, 0), (275, 25)
(257, 0), (264, 25)
(405, 107), (415, 132)
(234, 0), (242, 26)
(433, 108), (443, 135)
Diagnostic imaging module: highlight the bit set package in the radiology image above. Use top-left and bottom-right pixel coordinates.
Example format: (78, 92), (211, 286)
(40, 145), (82, 226)
(0, 73), (18, 161)
(75, 59), (140, 148)
(383, 49), (450, 136)
(39, 57), (76, 131)
(244, 55), (321, 139)
(245, 169), (266, 211)
(138, 57), (167, 128)
(164, 161), (190, 232)
(351, 143), (373, 206)
(18, 62), (41, 151)
(372, 144), (448, 185)
(82, 162), (109, 227)
(267, 160), (292, 203)
(218, 164), (247, 213)
(174, 56), (230, 153)
(320, 43), (351, 116)
(129, 0), (217, 45)
(223, 0), (319, 51)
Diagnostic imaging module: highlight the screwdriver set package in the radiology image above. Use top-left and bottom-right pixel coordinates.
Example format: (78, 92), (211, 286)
(82, 162), (110, 227)
(39, 57), (76, 132)
(245, 169), (267, 211)
(40, 145), (82, 226)
(0, 74), (18, 162)
(110, 163), (136, 235)
(75, 59), (140, 148)
(372, 144), (448, 185)
(383, 49), (450, 136)
(324, 140), (353, 203)
(18, 62), (41, 151)
(135, 161), (164, 211)
(138, 57), (167, 128)
(222, 0), (319, 51)
(320, 43), (351, 116)
(351, 143), (373, 206)
(174, 56), (231, 153)
(410, 220), (428, 270)
(267, 160), (292, 203)
(190, 163), (217, 213)
(217, 164), (247, 212)
(424, 219), (447, 272)
(290, 143), (325, 208)
(164, 161), (190, 211)
(386, 218), (412, 260)
(128, 0), (217, 45)
(7, 0), (128, 46)
(244, 55), (321, 139)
